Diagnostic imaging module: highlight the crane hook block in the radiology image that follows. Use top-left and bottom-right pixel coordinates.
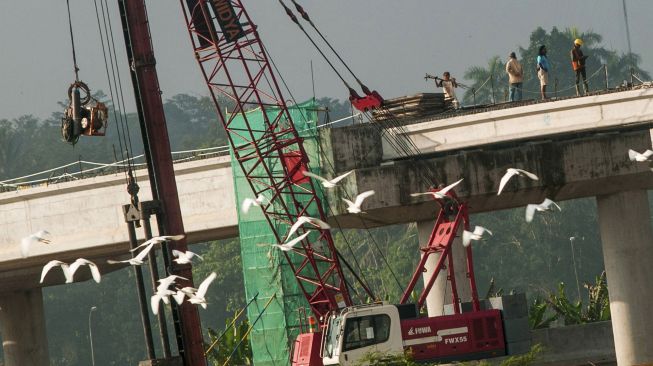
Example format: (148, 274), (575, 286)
(349, 88), (384, 113)
(61, 81), (109, 145)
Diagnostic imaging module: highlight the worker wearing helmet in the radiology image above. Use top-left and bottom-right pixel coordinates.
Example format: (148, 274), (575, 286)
(571, 38), (589, 96)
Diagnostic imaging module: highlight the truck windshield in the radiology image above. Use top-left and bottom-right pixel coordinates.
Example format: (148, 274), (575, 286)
(324, 316), (342, 358)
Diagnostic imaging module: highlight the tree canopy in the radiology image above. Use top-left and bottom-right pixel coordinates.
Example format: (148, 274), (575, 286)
(463, 27), (651, 104)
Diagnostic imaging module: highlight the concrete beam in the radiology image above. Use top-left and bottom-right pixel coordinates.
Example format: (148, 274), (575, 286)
(323, 127), (653, 228)
(0, 156), (237, 290)
(385, 87), (653, 159)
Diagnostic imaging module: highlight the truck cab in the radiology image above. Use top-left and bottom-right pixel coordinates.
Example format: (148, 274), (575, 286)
(322, 303), (404, 365)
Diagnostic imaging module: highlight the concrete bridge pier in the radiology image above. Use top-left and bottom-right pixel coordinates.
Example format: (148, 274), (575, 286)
(0, 288), (49, 366)
(418, 221), (470, 317)
(597, 189), (653, 366)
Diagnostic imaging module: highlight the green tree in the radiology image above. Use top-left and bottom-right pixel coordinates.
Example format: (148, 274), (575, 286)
(464, 27), (650, 103)
(463, 56), (505, 105)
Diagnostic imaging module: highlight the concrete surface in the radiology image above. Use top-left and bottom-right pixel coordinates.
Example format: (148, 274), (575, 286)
(0, 156), (237, 290)
(384, 87), (653, 159)
(597, 190), (653, 366)
(0, 288), (49, 366)
(323, 127), (653, 229)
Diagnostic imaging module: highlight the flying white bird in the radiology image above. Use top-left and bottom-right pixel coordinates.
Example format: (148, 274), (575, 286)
(188, 272), (217, 309)
(525, 198), (561, 223)
(173, 287), (197, 305)
(241, 194), (266, 214)
(172, 250), (203, 264)
(411, 179), (464, 200)
(69, 258), (101, 283)
(462, 226), (493, 247)
(130, 235), (185, 252)
(156, 275), (188, 292)
(40, 260), (72, 284)
(303, 170), (353, 188)
(108, 242), (155, 266)
(21, 230), (51, 258)
(628, 149), (653, 162)
(497, 168), (539, 195)
(151, 275), (189, 314)
(273, 231), (312, 252)
(342, 190), (375, 214)
(286, 216), (330, 240)
(151, 289), (177, 315)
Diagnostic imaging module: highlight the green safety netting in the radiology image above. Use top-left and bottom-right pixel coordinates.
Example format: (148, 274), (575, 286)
(229, 99), (322, 365)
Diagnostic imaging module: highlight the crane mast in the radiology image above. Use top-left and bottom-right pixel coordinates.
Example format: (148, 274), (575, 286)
(179, 0), (353, 321)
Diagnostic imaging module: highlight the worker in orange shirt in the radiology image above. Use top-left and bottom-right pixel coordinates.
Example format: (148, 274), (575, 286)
(571, 38), (589, 96)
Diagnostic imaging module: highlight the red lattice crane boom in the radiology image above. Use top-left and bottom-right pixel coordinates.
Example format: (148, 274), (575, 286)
(179, 0), (353, 321)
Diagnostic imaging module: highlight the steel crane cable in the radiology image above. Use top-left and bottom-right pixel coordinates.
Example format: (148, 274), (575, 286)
(277, 0), (440, 187)
(65, 0), (81, 82)
(264, 44), (378, 301)
(282, 0), (439, 186)
(288, 0), (369, 92)
(277, 0), (354, 91)
(92, 0), (137, 179)
(92, 0), (128, 175)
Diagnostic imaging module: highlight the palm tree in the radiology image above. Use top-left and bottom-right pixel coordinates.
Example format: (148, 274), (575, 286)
(463, 56), (505, 105)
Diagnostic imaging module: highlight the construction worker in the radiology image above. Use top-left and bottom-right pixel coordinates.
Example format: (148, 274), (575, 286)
(435, 71), (460, 109)
(571, 38), (589, 96)
(536, 45), (550, 100)
(505, 52), (523, 102)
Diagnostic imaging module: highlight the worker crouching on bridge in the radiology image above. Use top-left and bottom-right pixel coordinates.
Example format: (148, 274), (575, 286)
(435, 71), (460, 109)
(571, 38), (589, 96)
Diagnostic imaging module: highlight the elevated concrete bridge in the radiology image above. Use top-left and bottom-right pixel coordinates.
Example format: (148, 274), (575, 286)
(2, 87), (653, 365)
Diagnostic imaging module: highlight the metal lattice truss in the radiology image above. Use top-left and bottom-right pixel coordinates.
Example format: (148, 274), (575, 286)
(179, 0), (352, 320)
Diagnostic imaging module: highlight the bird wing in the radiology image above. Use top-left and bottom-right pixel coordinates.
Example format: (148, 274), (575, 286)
(644, 150), (653, 158)
(497, 169), (517, 195)
(628, 149), (639, 161)
(171, 249), (183, 258)
(173, 290), (187, 305)
(353, 190), (375, 207)
(134, 243), (155, 262)
(196, 272), (217, 298)
(241, 198), (255, 214)
(439, 178), (464, 195)
(525, 204), (538, 223)
(68, 258), (85, 277)
(40, 260), (63, 283)
(20, 236), (33, 258)
(276, 231), (311, 251)
(342, 198), (355, 209)
(329, 170), (354, 185)
(462, 230), (474, 247)
(474, 226), (492, 236)
(542, 198), (561, 211)
(87, 261), (101, 283)
(187, 250), (203, 260)
(286, 216), (310, 239)
(151, 294), (163, 315)
(302, 171), (329, 183)
(410, 192), (433, 197)
(307, 216), (331, 230)
(515, 169), (539, 181)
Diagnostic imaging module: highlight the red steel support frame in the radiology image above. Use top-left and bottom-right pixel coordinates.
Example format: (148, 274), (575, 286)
(121, 1), (205, 364)
(178, 0), (355, 322)
(399, 193), (481, 312)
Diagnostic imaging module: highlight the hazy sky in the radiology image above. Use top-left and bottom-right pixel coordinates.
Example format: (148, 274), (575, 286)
(1, 1), (651, 120)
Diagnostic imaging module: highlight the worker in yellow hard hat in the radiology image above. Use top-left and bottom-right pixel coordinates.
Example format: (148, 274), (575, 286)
(571, 38), (589, 96)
